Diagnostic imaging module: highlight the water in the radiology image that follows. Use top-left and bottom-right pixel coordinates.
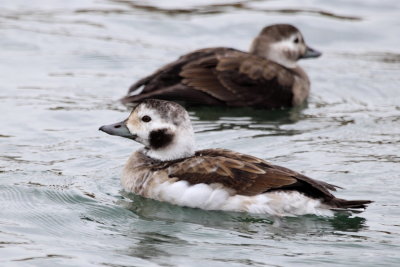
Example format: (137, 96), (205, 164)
(1, 0), (399, 266)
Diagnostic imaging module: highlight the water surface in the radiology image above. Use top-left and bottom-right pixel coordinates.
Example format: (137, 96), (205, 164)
(1, 0), (400, 266)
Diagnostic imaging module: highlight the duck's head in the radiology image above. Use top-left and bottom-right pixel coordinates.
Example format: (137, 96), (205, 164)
(249, 24), (321, 69)
(99, 99), (195, 161)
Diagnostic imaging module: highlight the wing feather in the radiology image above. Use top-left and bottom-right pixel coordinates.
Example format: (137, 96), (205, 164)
(180, 51), (296, 107)
(124, 47), (299, 108)
(155, 149), (337, 200)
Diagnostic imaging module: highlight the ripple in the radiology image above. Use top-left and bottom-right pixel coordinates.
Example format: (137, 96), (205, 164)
(107, 0), (361, 20)
(338, 52), (400, 64)
(0, 185), (112, 239)
(1, 0), (400, 265)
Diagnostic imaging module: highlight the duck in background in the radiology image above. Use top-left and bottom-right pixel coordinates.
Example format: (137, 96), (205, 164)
(100, 99), (371, 217)
(121, 24), (321, 109)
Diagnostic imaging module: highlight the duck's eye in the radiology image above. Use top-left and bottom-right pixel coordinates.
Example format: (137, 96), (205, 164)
(141, 115), (151, 123)
(294, 37), (299, 44)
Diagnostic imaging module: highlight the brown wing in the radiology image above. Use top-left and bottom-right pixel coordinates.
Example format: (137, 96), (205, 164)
(122, 48), (297, 108)
(154, 148), (337, 202)
(181, 51), (296, 108)
(121, 47), (237, 105)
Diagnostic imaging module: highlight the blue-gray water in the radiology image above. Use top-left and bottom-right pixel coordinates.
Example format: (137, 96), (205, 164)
(1, 0), (399, 266)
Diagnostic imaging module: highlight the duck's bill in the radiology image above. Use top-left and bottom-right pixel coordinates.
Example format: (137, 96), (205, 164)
(99, 120), (137, 140)
(301, 46), (322, 59)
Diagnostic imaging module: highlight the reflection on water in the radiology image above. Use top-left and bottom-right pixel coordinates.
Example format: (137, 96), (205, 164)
(108, 0), (361, 20)
(121, 193), (367, 235)
(189, 104), (305, 123)
(338, 51), (400, 64)
(1, 0), (400, 266)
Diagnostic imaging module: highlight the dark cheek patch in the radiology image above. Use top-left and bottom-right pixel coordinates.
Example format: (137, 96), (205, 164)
(149, 129), (174, 149)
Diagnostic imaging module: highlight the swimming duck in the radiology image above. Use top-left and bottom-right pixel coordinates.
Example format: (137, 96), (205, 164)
(100, 99), (371, 216)
(121, 24), (321, 109)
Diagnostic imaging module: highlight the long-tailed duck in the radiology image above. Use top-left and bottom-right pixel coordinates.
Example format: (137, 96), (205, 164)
(100, 99), (371, 216)
(121, 24), (321, 109)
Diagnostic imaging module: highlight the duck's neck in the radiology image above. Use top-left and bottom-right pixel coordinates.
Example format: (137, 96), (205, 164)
(267, 53), (297, 69)
(144, 129), (195, 162)
(250, 38), (298, 69)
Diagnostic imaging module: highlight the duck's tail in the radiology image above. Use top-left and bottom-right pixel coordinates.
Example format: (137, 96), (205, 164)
(331, 198), (373, 210)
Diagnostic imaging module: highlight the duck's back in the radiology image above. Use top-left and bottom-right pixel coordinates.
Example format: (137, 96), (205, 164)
(121, 48), (307, 108)
(122, 47), (234, 106)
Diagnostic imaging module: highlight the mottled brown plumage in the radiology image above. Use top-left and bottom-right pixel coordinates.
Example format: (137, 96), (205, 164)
(148, 148), (370, 209)
(122, 24), (321, 108)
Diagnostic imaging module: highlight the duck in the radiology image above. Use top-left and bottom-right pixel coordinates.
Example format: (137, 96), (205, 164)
(121, 24), (321, 109)
(99, 99), (371, 217)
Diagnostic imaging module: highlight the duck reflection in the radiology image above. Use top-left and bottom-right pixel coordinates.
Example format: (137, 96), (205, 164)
(124, 231), (185, 261)
(188, 104), (306, 124)
(188, 104), (306, 138)
(119, 192), (368, 236)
